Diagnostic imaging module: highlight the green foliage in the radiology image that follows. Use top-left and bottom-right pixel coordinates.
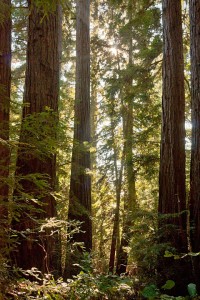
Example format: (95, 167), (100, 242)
(0, 256), (12, 298)
(164, 250), (200, 260)
(67, 272), (132, 300)
(63, 252), (132, 299)
(19, 111), (58, 157)
(142, 284), (159, 299)
(142, 280), (199, 300)
(32, 0), (73, 17)
(7, 254), (133, 299)
(187, 283), (197, 297)
(0, 0), (10, 26)
(162, 280), (175, 290)
(33, 0), (59, 13)
(142, 280), (175, 300)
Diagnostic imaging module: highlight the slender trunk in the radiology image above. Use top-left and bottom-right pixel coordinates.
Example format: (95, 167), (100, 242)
(109, 110), (124, 273)
(91, 0), (98, 171)
(0, 0), (11, 253)
(189, 0), (200, 290)
(109, 188), (121, 273)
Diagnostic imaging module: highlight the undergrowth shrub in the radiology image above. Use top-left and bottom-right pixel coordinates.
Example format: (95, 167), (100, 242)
(4, 253), (133, 300)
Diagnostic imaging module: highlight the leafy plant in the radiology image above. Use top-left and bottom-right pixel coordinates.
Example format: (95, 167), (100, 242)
(142, 280), (176, 299)
(142, 280), (199, 300)
(142, 284), (159, 299)
(187, 283), (197, 297)
(162, 280), (175, 290)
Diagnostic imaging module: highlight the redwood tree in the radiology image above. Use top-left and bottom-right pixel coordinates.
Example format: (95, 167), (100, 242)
(65, 0), (92, 277)
(189, 0), (200, 290)
(0, 0), (11, 253)
(116, 1), (136, 275)
(12, 1), (61, 275)
(158, 0), (190, 292)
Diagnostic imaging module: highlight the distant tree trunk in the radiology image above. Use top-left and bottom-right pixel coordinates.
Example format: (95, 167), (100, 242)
(90, 0), (99, 171)
(116, 2), (137, 275)
(0, 0), (11, 253)
(91, 0), (100, 261)
(189, 0), (200, 290)
(158, 0), (190, 293)
(116, 98), (136, 275)
(12, 1), (62, 276)
(65, 0), (91, 278)
(109, 107), (124, 273)
(109, 191), (120, 273)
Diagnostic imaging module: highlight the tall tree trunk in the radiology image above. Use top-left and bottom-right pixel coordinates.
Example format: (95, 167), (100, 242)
(109, 107), (124, 273)
(116, 2), (137, 275)
(189, 0), (200, 290)
(0, 0), (11, 254)
(116, 98), (136, 275)
(158, 0), (190, 293)
(65, 0), (92, 278)
(91, 0), (100, 263)
(91, 0), (98, 171)
(12, 1), (61, 276)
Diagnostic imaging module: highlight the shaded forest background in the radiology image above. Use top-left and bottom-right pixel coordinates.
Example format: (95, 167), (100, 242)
(0, 0), (200, 299)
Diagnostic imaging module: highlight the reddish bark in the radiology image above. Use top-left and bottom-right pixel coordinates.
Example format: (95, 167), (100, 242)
(0, 0), (11, 252)
(65, 0), (92, 278)
(158, 0), (190, 293)
(12, 2), (61, 275)
(189, 0), (200, 290)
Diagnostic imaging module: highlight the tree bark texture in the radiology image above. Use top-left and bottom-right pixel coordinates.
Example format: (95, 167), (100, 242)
(0, 0), (11, 253)
(159, 0), (186, 250)
(12, 1), (61, 275)
(158, 0), (190, 293)
(189, 0), (200, 290)
(66, 0), (92, 278)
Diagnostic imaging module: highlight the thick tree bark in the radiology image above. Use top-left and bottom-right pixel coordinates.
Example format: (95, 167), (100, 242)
(12, 1), (61, 276)
(0, 0), (11, 253)
(189, 0), (200, 290)
(65, 0), (92, 278)
(158, 0), (190, 293)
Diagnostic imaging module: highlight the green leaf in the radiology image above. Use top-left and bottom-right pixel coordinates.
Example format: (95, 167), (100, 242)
(188, 252), (200, 257)
(161, 280), (175, 290)
(187, 283), (197, 297)
(164, 251), (174, 258)
(142, 284), (159, 299)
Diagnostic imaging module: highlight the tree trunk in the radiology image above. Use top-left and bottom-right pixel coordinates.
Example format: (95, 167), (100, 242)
(65, 0), (92, 278)
(0, 0), (11, 254)
(12, 1), (62, 276)
(189, 0), (200, 291)
(158, 0), (190, 293)
(90, 0), (99, 171)
(109, 182), (122, 273)
(116, 98), (136, 274)
(116, 2), (137, 275)
(109, 107), (124, 273)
